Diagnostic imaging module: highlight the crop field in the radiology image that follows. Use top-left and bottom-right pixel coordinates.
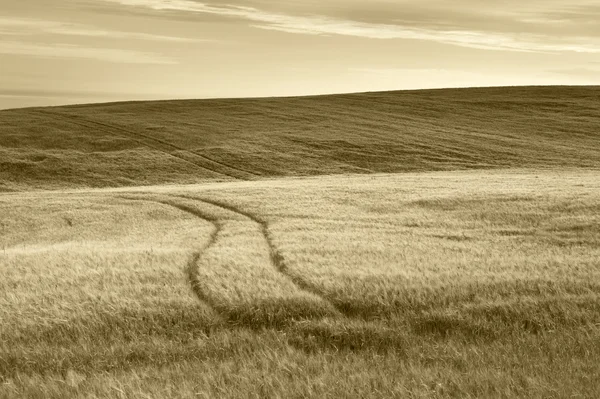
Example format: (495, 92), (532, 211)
(1, 87), (599, 191)
(2, 170), (599, 398)
(1, 87), (599, 397)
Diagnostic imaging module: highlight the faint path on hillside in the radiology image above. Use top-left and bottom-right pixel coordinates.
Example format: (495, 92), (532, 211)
(188, 151), (263, 179)
(36, 110), (258, 181)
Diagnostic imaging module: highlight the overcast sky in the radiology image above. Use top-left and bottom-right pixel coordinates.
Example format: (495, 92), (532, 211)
(1, 0), (599, 109)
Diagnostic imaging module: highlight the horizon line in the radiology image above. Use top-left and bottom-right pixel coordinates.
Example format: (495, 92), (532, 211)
(1, 84), (599, 112)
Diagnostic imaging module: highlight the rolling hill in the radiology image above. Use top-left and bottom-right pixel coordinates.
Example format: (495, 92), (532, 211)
(2, 87), (600, 397)
(1, 86), (599, 191)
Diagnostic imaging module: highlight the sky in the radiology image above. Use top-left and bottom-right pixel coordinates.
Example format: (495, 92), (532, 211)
(1, 0), (599, 109)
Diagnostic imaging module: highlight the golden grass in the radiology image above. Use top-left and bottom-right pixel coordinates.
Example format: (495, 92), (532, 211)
(0, 196), (222, 378)
(1, 170), (599, 397)
(190, 170), (600, 316)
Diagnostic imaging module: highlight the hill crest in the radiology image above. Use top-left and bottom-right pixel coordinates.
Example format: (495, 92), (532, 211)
(1, 86), (599, 191)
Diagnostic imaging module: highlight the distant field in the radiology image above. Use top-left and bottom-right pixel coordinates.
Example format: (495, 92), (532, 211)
(2, 171), (599, 398)
(1, 86), (599, 191)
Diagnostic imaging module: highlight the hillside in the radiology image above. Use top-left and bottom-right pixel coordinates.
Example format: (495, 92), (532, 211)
(1, 86), (599, 191)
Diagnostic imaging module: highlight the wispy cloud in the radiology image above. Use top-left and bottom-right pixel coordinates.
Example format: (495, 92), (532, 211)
(0, 17), (204, 42)
(0, 41), (175, 64)
(103, 0), (600, 53)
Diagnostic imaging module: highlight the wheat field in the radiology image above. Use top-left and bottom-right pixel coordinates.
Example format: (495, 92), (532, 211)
(2, 87), (599, 191)
(2, 169), (599, 398)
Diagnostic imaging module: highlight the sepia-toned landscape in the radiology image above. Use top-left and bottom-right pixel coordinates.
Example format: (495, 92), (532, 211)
(1, 86), (599, 398)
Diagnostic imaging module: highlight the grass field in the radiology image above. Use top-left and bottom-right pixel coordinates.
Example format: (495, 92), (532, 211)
(1, 170), (599, 398)
(1, 87), (600, 397)
(1, 86), (599, 191)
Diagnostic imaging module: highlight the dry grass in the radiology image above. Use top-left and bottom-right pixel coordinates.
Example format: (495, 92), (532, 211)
(1, 86), (599, 191)
(0, 196), (221, 379)
(1, 170), (599, 398)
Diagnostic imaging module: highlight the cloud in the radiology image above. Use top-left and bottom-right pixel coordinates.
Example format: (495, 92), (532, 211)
(102, 0), (600, 53)
(0, 41), (176, 64)
(0, 17), (204, 42)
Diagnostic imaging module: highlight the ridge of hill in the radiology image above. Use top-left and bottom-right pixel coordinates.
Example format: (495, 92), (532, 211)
(1, 86), (599, 191)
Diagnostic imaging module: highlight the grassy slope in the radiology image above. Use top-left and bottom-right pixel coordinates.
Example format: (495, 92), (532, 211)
(2, 87), (600, 397)
(1, 171), (599, 398)
(1, 86), (599, 191)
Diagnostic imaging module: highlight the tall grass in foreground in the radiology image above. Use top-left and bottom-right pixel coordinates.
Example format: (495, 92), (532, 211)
(1, 170), (599, 397)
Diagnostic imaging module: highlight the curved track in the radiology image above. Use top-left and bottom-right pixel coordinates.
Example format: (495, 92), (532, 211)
(121, 194), (341, 324)
(177, 194), (346, 316)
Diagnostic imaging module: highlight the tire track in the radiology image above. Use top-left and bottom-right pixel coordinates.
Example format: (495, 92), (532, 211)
(122, 194), (342, 323)
(35, 110), (253, 181)
(119, 195), (224, 315)
(177, 194), (346, 316)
